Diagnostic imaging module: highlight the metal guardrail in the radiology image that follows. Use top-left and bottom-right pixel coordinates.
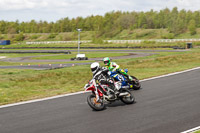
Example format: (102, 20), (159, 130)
(26, 41), (91, 45)
(26, 39), (200, 45)
(107, 39), (200, 43)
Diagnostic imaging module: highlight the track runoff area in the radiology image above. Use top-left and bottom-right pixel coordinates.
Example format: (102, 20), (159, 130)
(0, 67), (200, 133)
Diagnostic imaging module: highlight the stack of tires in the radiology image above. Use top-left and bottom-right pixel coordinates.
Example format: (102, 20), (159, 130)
(71, 57), (88, 60)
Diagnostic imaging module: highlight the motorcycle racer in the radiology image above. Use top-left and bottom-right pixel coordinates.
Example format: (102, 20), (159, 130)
(103, 57), (133, 82)
(90, 62), (117, 101)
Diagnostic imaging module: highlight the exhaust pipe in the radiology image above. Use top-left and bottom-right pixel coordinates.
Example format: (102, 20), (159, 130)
(118, 92), (129, 97)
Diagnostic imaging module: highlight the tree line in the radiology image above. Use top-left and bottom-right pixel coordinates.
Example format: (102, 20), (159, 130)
(0, 7), (199, 37)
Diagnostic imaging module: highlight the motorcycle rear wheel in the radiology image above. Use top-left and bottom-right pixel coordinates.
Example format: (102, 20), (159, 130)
(87, 94), (105, 111)
(119, 89), (135, 104)
(131, 76), (141, 90)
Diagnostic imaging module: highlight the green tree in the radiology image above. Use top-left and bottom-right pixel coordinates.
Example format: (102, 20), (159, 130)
(193, 11), (200, 27)
(168, 7), (178, 34)
(188, 19), (196, 35)
(1, 7), (200, 37)
(138, 12), (147, 28)
(15, 32), (25, 41)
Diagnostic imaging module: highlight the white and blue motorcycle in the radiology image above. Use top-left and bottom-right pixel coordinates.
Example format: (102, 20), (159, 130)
(107, 69), (141, 90)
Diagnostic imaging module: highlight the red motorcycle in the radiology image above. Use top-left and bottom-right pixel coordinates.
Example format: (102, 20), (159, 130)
(84, 79), (135, 111)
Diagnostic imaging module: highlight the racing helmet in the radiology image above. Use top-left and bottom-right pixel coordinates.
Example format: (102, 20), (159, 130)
(103, 57), (110, 66)
(90, 62), (100, 74)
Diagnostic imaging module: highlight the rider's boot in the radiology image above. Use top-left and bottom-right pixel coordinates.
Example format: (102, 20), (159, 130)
(107, 91), (115, 99)
(124, 75), (133, 82)
(108, 83), (119, 95)
(128, 75), (133, 81)
(108, 94), (115, 99)
(114, 89), (120, 95)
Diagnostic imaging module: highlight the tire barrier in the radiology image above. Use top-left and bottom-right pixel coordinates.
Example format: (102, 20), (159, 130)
(0, 50), (71, 54)
(0, 63), (91, 70)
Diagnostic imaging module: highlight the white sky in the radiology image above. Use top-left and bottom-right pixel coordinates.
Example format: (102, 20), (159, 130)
(0, 0), (200, 22)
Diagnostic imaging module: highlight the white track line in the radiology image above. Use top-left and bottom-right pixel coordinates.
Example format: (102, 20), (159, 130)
(181, 126), (200, 133)
(0, 91), (85, 109)
(0, 66), (200, 109)
(140, 67), (200, 82)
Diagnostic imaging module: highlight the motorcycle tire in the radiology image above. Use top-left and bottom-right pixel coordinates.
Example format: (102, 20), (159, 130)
(131, 76), (141, 90)
(119, 89), (135, 104)
(87, 94), (105, 111)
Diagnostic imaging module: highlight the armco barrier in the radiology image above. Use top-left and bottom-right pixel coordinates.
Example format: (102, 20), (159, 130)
(26, 40), (91, 45)
(106, 39), (200, 43)
(26, 39), (200, 45)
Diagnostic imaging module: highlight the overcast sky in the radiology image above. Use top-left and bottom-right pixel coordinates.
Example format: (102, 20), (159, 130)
(0, 0), (200, 22)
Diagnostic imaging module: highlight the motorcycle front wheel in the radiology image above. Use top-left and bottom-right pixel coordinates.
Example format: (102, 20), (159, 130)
(119, 89), (135, 104)
(87, 94), (105, 111)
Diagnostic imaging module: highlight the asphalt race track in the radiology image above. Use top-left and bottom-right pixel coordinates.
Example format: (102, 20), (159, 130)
(0, 49), (186, 70)
(0, 68), (199, 133)
(0, 51), (154, 70)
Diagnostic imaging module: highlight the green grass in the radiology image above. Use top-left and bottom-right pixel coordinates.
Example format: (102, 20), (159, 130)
(0, 66), (91, 104)
(0, 48), (200, 105)
(2, 28), (200, 43)
(1, 28), (200, 49)
(193, 130), (200, 133)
